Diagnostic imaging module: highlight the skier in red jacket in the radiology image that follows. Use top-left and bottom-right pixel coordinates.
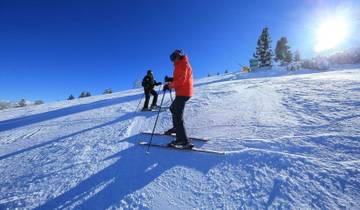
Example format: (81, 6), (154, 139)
(163, 49), (194, 148)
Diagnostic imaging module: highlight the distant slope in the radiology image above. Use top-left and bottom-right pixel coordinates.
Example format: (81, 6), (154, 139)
(1, 68), (360, 209)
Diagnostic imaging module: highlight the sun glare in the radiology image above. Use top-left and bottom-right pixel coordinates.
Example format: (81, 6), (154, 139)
(314, 15), (349, 52)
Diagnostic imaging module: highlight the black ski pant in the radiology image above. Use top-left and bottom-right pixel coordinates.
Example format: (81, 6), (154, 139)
(143, 88), (158, 108)
(170, 96), (191, 142)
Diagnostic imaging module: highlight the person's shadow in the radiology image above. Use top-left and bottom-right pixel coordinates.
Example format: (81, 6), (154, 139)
(34, 134), (224, 210)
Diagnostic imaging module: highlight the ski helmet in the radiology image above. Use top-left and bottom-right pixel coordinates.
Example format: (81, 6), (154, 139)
(170, 49), (184, 62)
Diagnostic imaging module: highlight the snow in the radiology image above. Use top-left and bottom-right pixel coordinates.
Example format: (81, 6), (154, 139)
(1, 68), (360, 209)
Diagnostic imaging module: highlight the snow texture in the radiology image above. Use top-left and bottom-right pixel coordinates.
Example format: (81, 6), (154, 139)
(1, 68), (360, 209)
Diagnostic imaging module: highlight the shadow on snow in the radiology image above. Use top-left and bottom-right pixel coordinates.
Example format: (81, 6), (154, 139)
(34, 134), (224, 210)
(0, 94), (143, 132)
(0, 110), (155, 161)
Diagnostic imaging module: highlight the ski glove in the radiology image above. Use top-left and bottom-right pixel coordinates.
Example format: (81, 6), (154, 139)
(163, 83), (170, 91)
(165, 76), (173, 82)
(156, 82), (162, 86)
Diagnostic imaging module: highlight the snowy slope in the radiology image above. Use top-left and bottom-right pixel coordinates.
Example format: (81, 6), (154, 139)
(1, 68), (360, 209)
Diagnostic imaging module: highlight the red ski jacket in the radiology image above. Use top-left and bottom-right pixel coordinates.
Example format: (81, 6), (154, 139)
(169, 56), (193, 97)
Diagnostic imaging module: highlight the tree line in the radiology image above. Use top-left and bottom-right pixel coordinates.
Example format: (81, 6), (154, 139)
(251, 27), (360, 71)
(67, 88), (113, 100)
(0, 88), (114, 110)
(251, 27), (301, 69)
(0, 99), (44, 110)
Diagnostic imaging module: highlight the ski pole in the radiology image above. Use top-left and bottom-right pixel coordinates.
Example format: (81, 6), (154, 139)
(169, 90), (174, 102)
(146, 89), (167, 154)
(134, 94), (143, 113)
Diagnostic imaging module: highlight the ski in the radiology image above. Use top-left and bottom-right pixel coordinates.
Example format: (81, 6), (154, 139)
(140, 107), (169, 112)
(141, 132), (209, 142)
(138, 141), (225, 155)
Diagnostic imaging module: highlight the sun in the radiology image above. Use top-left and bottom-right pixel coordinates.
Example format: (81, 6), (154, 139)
(314, 15), (349, 52)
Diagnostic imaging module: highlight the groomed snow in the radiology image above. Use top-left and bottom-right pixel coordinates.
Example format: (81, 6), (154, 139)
(1, 68), (359, 209)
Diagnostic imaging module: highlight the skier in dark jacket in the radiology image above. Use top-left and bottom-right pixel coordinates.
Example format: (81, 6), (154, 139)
(163, 49), (194, 149)
(142, 70), (162, 111)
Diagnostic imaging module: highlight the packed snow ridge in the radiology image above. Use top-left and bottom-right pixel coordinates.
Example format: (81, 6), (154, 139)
(0, 68), (360, 209)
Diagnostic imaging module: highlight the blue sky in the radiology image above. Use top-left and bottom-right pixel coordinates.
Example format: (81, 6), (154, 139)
(0, 0), (359, 102)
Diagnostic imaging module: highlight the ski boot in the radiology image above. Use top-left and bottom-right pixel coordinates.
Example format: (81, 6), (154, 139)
(150, 104), (160, 110)
(164, 128), (176, 135)
(168, 140), (194, 149)
(141, 107), (150, 112)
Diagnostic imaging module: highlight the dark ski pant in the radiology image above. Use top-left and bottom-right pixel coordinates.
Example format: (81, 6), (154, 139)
(170, 96), (191, 142)
(143, 89), (158, 108)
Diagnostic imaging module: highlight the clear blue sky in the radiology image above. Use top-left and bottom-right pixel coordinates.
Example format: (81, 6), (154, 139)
(1, 0), (359, 102)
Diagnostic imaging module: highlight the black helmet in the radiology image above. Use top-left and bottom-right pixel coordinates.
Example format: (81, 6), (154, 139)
(147, 70), (152, 75)
(170, 49), (184, 62)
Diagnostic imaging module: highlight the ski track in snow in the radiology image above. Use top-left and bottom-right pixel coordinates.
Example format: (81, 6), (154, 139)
(0, 68), (360, 209)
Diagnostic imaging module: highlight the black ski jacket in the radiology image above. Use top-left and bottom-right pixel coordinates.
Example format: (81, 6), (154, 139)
(142, 75), (160, 90)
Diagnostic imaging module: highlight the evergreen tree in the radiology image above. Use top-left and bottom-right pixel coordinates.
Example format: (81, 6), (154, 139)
(294, 50), (301, 62)
(275, 37), (292, 65)
(68, 95), (75, 100)
(103, 88), (113, 94)
(34, 100), (44, 105)
(254, 27), (273, 68)
(225, 70), (229, 74)
(79, 92), (91, 98)
(284, 50), (293, 64)
(18, 99), (26, 107)
(250, 58), (259, 68)
(275, 37), (285, 62)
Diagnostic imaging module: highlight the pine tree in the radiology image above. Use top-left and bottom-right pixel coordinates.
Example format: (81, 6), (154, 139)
(79, 92), (91, 98)
(284, 50), (293, 64)
(103, 88), (113, 94)
(250, 58), (259, 68)
(275, 37), (292, 65)
(34, 100), (44, 105)
(275, 37), (285, 62)
(79, 91), (91, 98)
(79, 92), (85, 98)
(254, 27), (273, 68)
(68, 95), (75, 100)
(225, 70), (229, 74)
(18, 99), (26, 107)
(294, 50), (301, 62)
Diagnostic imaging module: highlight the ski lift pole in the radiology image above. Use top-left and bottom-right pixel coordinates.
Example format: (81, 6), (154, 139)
(146, 89), (167, 154)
